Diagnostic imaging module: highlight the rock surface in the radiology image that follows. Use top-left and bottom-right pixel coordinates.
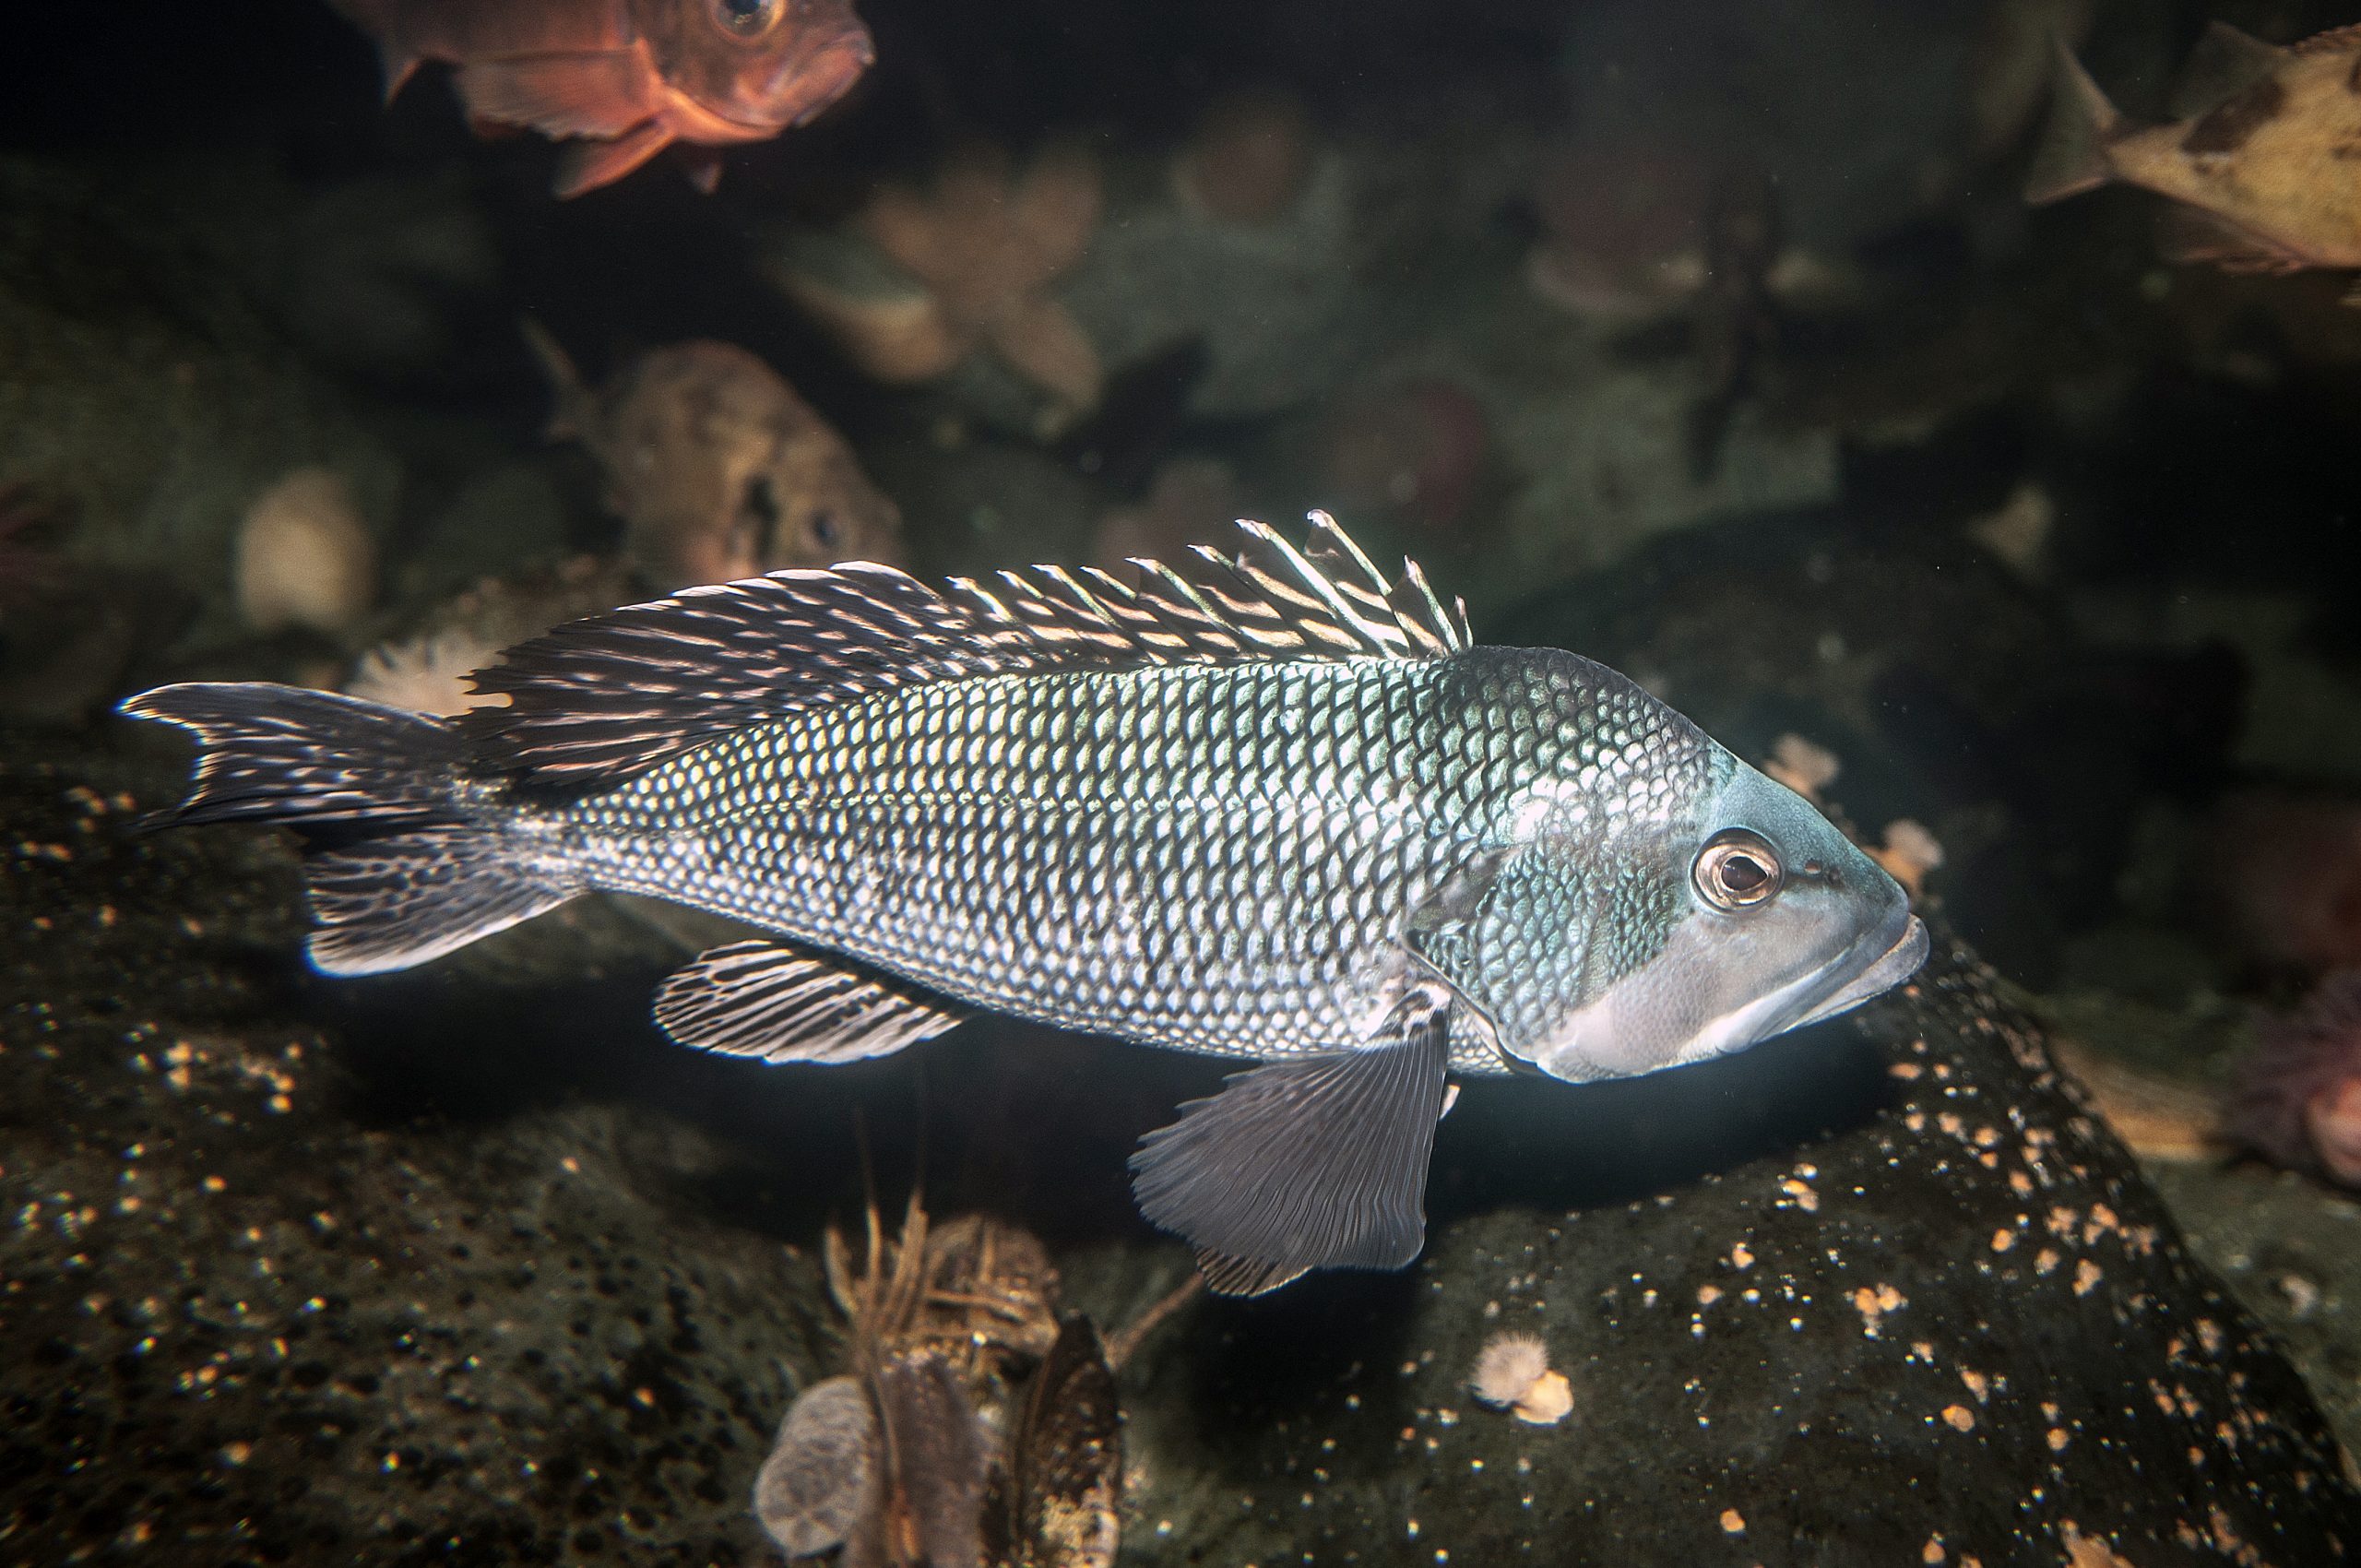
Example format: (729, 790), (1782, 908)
(5, 730), (2358, 1565)
(1109, 939), (2361, 1564)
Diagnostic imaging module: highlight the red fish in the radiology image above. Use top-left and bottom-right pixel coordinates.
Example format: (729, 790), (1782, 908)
(331, 0), (874, 197)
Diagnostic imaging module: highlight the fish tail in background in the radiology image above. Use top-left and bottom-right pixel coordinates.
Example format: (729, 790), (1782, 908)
(323, 0), (425, 101)
(2024, 39), (2124, 204)
(118, 683), (576, 976)
(520, 318), (595, 442)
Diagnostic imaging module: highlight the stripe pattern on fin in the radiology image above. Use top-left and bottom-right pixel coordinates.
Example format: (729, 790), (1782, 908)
(305, 827), (574, 977)
(653, 940), (969, 1063)
(1130, 1002), (1452, 1296)
(464, 512), (1470, 790)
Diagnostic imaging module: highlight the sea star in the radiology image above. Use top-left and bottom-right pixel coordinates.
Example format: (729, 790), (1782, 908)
(784, 144), (1104, 419)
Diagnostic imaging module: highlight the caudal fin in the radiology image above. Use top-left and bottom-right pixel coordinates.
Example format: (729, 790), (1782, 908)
(120, 683), (575, 976)
(519, 318), (594, 443)
(2024, 39), (2124, 205)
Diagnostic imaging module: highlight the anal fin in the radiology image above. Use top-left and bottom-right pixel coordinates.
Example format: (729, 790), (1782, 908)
(2155, 203), (2306, 272)
(305, 829), (575, 976)
(1130, 1002), (1451, 1296)
(654, 940), (969, 1064)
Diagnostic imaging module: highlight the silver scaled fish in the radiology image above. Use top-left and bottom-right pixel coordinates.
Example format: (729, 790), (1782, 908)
(124, 514), (1927, 1294)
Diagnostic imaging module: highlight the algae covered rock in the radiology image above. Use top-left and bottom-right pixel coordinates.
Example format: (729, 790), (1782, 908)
(3, 727), (2355, 1564)
(0, 742), (831, 1564)
(0, 159), (400, 653)
(1111, 936), (2361, 1563)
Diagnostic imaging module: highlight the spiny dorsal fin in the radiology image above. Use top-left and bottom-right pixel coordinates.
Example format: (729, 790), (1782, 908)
(463, 512), (1467, 790)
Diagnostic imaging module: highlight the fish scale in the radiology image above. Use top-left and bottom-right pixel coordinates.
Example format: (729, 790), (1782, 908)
(124, 513), (1923, 1292)
(556, 656), (1637, 1071)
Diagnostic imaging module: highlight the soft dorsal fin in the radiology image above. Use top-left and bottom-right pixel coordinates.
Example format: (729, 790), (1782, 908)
(2170, 22), (2286, 119)
(463, 512), (1470, 791)
(2289, 22), (2361, 58)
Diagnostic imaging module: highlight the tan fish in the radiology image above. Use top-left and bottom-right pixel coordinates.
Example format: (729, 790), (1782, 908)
(2027, 22), (2361, 287)
(329, 0), (874, 197)
(526, 323), (902, 588)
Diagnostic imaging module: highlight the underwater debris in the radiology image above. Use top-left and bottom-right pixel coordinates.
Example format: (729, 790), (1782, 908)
(1172, 91), (1318, 227)
(1965, 481), (2055, 577)
(757, 1194), (1125, 1566)
(2026, 23), (2361, 288)
(754, 1375), (878, 1558)
(1763, 733), (1841, 803)
(2229, 971), (2361, 1186)
(325, 0), (874, 197)
(776, 145), (1105, 423)
(525, 324), (902, 590)
(1870, 819), (1946, 901)
(232, 466), (377, 638)
(1468, 1330), (1572, 1425)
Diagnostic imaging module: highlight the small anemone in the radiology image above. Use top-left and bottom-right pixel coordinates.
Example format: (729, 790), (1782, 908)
(1469, 1330), (1572, 1424)
(2227, 971), (2361, 1186)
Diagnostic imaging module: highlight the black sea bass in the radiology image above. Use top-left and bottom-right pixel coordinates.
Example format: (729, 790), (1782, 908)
(125, 516), (1926, 1293)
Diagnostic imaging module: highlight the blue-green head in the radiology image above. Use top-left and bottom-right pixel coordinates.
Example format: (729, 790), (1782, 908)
(1432, 650), (1928, 1085)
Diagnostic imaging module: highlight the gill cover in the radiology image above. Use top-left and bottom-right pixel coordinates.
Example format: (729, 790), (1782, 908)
(1444, 757), (1925, 1085)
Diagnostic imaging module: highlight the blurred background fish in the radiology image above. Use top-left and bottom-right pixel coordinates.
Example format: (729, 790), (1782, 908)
(525, 322), (903, 588)
(2027, 22), (2361, 288)
(328, 0), (875, 196)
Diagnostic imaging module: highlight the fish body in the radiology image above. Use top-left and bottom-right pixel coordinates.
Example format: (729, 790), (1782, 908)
(331, 0), (874, 196)
(2027, 23), (2361, 279)
(525, 324), (902, 588)
(125, 516), (1925, 1293)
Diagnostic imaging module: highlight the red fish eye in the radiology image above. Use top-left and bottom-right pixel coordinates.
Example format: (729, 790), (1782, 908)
(1693, 830), (1783, 911)
(713, 0), (781, 35)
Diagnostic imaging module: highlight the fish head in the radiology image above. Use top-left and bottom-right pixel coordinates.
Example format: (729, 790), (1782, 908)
(1501, 749), (1926, 1085)
(633, 0), (875, 136)
(754, 430), (906, 570)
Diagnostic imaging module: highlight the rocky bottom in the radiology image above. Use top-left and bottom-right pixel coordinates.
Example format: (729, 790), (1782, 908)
(3, 731), (2358, 1565)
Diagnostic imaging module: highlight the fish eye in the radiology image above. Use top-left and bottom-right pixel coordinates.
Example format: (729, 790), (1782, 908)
(712, 0), (781, 35)
(1693, 829), (1783, 912)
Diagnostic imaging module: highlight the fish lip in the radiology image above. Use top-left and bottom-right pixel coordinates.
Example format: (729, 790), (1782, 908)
(1791, 909), (1928, 1031)
(759, 29), (874, 129)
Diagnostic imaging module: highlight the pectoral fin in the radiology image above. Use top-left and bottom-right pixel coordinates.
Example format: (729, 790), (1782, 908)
(654, 941), (969, 1063)
(1129, 1001), (1451, 1296)
(552, 120), (677, 199)
(454, 50), (661, 139)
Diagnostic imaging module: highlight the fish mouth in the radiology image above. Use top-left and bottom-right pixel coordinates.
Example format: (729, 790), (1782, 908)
(1789, 909), (1928, 1032)
(775, 30), (876, 128)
